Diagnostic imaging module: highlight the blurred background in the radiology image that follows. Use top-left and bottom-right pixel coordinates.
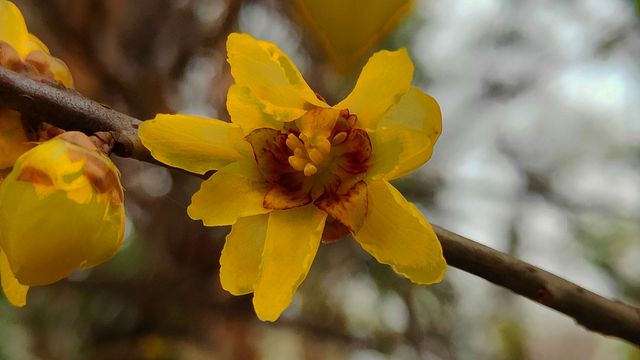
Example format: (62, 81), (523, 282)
(2, 0), (639, 358)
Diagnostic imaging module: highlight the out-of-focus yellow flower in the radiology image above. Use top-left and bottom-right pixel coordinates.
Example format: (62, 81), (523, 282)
(140, 33), (445, 321)
(0, 132), (125, 306)
(0, 0), (74, 170)
(0, 0), (73, 86)
(293, 0), (413, 72)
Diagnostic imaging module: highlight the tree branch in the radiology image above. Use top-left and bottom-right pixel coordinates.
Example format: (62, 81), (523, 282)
(434, 225), (640, 345)
(1, 67), (638, 345)
(0, 67), (149, 160)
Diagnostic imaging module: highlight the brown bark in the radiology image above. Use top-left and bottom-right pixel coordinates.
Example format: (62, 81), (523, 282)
(1, 67), (639, 345)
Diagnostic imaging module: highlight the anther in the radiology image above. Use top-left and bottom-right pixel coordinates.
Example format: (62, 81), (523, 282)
(339, 109), (350, 119)
(288, 155), (307, 171)
(308, 148), (324, 165)
(303, 163), (318, 176)
(294, 147), (305, 157)
(331, 132), (347, 145)
(286, 134), (304, 151)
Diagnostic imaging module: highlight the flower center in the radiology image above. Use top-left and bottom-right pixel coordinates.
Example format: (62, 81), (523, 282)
(285, 108), (357, 177)
(245, 107), (371, 210)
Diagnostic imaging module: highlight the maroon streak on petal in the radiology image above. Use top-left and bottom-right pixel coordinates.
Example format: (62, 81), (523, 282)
(315, 180), (368, 233)
(334, 128), (372, 175)
(245, 128), (292, 182)
(264, 182), (312, 210)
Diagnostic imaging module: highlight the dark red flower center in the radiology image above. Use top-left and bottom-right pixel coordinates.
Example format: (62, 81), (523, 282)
(245, 108), (372, 241)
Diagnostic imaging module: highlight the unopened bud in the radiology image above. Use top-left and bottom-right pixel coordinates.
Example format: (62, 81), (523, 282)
(0, 132), (125, 286)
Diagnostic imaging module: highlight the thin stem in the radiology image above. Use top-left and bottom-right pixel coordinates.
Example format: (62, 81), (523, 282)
(1, 67), (639, 345)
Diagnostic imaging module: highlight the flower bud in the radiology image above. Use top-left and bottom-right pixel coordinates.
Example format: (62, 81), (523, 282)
(0, 132), (125, 286)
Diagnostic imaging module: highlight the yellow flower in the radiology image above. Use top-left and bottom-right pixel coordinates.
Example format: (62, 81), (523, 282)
(0, 132), (125, 306)
(0, 0), (74, 170)
(139, 33), (446, 321)
(293, 0), (413, 72)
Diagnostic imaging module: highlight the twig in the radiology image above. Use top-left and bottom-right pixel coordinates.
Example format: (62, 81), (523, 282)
(0, 67), (639, 345)
(0, 67), (148, 160)
(435, 225), (640, 345)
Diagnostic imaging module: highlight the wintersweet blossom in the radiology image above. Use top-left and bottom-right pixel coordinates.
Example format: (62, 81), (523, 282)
(0, 132), (125, 306)
(139, 33), (446, 321)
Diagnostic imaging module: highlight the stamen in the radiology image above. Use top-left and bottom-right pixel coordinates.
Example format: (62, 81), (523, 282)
(294, 147), (305, 157)
(303, 163), (318, 177)
(307, 148), (325, 165)
(286, 134), (304, 151)
(332, 132), (347, 145)
(314, 137), (331, 155)
(288, 155), (307, 171)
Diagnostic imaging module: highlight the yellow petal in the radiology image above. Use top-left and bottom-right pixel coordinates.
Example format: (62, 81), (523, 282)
(187, 159), (270, 226)
(0, 0), (29, 56)
(227, 85), (284, 134)
(335, 49), (414, 129)
(220, 214), (268, 295)
(0, 174), (120, 285)
(24, 34), (50, 55)
(314, 180), (367, 233)
(81, 198), (125, 268)
(226, 33), (326, 122)
(354, 180), (446, 284)
(296, 107), (341, 140)
(293, 0), (412, 72)
(139, 114), (250, 174)
(0, 108), (33, 170)
(0, 249), (28, 307)
(365, 129), (402, 179)
(47, 56), (74, 89)
(253, 205), (327, 321)
(369, 87), (442, 180)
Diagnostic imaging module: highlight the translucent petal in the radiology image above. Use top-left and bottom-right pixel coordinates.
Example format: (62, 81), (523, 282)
(365, 129), (402, 179)
(0, 137), (124, 286)
(188, 159), (270, 226)
(0, 249), (28, 307)
(227, 85), (283, 134)
(226, 33), (326, 122)
(220, 214), (268, 295)
(296, 107), (341, 140)
(370, 87), (442, 180)
(253, 205), (327, 321)
(48, 56), (74, 89)
(24, 34), (50, 55)
(0, 0), (29, 56)
(81, 198), (125, 268)
(0, 108), (33, 170)
(23, 50), (75, 89)
(315, 180), (367, 233)
(335, 49), (413, 128)
(263, 176), (312, 210)
(139, 114), (250, 174)
(354, 180), (446, 284)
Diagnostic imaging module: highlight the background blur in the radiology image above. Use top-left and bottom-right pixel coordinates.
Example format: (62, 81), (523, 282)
(2, 0), (639, 359)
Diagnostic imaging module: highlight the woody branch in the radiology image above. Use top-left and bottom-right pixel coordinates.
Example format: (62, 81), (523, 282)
(0, 67), (638, 345)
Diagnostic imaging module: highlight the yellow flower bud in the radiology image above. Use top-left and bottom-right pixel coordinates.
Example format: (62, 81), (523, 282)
(0, 132), (125, 288)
